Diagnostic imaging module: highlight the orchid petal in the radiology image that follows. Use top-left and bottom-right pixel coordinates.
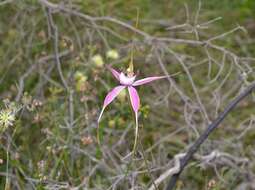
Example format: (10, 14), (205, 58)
(98, 85), (126, 123)
(132, 76), (167, 86)
(106, 65), (121, 81)
(128, 86), (140, 152)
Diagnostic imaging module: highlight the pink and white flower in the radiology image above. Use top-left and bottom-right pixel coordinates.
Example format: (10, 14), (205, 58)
(98, 66), (167, 150)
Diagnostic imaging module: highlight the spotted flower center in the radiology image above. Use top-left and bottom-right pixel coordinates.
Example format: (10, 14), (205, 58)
(119, 72), (136, 85)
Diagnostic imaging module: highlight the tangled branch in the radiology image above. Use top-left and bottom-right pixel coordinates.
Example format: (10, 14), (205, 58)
(166, 82), (255, 190)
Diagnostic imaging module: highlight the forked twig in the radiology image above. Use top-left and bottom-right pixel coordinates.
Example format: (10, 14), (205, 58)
(166, 82), (255, 190)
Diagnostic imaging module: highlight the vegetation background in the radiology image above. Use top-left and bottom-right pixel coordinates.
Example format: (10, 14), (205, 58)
(0, 0), (255, 189)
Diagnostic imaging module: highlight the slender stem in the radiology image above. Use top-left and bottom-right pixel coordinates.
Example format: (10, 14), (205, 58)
(166, 82), (255, 190)
(5, 135), (10, 190)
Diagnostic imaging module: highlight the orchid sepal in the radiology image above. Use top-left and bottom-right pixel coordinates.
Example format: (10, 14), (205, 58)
(132, 76), (167, 86)
(128, 86), (140, 152)
(97, 85), (125, 123)
(106, 65), (121, 81)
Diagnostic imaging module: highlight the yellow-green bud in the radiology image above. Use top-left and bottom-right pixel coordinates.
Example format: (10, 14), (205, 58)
(106, 49), (119, 60)
(92, 54), (104, 68)
(108, 120), (115, 128)
(74, 71), (88, 92)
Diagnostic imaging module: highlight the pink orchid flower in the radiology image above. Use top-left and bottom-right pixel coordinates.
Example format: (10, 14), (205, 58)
(98, 66), (167, 150)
